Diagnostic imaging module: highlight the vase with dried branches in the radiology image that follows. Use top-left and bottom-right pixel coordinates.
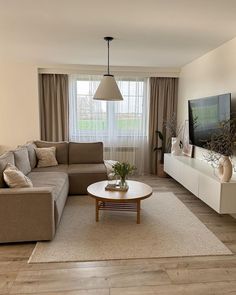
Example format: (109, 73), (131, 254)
(203, 118), (236, 182)
(153, 113), (183, 176)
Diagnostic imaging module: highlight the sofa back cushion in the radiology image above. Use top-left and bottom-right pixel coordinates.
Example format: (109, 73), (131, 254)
(0, 151), (15, 188)
(35, 140), (68, 164)
(19, 143), (37, 169)
(13, 147), (31, 175)
(69, 142), (104, 164)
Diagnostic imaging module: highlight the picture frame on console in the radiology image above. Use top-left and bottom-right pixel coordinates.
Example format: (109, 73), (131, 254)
(182, 143), (194, 158)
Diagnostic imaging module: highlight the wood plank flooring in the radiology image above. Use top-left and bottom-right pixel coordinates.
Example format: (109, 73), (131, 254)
(1, 175), (236, 295)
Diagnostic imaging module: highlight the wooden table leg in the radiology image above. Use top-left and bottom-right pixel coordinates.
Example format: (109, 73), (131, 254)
(137, 200), (141, 224)
(96, 199), (99, 222)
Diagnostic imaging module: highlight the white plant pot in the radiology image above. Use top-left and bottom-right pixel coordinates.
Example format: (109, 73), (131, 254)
(171, 137), (181, 156)
(218, 156), (232, 182)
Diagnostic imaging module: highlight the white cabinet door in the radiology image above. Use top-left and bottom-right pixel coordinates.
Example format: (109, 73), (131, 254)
(220, 184), (236, 213)
(182, 166), (199, 196)
(164, 155), (183, 184)
(198, 173), (221, 213)
(164, 153), (236, 214)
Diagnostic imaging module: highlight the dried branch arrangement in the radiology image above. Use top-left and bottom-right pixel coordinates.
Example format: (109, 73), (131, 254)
(164, 113), (183, 138)
(154, 113), (183, 163)
(163, 113), (184, 152)
(203, 118), (236, 167)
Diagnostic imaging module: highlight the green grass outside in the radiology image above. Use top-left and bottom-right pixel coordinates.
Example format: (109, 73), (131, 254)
(78, 118), (141, 131)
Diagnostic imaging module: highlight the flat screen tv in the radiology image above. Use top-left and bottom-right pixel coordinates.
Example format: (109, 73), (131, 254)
(188, 93), (231, 148)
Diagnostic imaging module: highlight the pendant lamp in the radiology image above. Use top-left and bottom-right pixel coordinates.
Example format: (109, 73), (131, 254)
(93, 37), (123, 101)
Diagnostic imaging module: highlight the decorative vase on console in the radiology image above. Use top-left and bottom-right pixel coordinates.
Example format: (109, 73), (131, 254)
(171, 137), (182, 156)
(218, 156), (232, 183)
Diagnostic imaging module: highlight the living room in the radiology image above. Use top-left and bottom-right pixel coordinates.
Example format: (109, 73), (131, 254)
(1, 0), (236, 294)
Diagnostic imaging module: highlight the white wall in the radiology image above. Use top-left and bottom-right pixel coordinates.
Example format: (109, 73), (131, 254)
(0, 62), (40, 154)
(178, 37), (236, 159)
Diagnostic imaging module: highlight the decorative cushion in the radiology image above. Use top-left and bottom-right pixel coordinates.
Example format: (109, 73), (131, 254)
(104, 160), (119, 175)
(3, 163), (33, 188)
(34, 141), (68, 164)
(19, 143), (37, 169)
(0, 151), (15, 188)
(13, 147), (31, 175)
(35, 147), (58, 168)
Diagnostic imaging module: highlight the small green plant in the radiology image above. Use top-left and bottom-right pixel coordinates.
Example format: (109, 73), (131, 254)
(112, 162), (136, 184)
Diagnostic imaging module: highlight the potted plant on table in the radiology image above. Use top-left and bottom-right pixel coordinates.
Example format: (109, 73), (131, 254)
(112, 162), (136, 188)
(203, 118), (236, 182)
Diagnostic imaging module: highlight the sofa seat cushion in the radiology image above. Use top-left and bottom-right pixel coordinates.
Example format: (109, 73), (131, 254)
(28, 172), (68, 201)
(32, 164), (68, 173)
(68, 164), (107, 195)
(68, 163), (107, 174)
(28, 172), (69, 227)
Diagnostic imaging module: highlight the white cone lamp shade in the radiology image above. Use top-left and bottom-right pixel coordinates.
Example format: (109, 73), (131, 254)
(94, 75), (123, 101)
(93, 36), (123, 101)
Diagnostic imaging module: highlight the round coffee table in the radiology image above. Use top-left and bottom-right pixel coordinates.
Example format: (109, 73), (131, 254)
(87, 180), (153, 224)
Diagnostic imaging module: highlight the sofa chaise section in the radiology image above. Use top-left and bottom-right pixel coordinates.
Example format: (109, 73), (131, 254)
(28, 171), (69, 227)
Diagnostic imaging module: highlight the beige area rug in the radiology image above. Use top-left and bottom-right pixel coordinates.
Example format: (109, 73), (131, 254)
(29, 192), (231, 263)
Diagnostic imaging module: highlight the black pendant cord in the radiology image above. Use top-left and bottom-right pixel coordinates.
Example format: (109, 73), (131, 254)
(107, 39), (110, 75)
(104, 36), (113, 76)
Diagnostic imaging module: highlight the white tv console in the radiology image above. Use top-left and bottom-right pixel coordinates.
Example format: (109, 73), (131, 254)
(164, 153), (236, 214)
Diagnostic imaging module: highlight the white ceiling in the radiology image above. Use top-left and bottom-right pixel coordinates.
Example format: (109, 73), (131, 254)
(1, 0), (236, 67)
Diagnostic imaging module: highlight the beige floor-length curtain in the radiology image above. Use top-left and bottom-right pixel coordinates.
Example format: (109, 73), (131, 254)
(39, 74), (69, 141)
(149, 77), (178, 174)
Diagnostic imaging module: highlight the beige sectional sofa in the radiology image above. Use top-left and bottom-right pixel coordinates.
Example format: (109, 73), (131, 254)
(0, 141), (107, 243)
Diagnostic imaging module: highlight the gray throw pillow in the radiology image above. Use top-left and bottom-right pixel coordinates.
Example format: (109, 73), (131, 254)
(13, 147), (31, 175)
(0, 151), (15, 188)
(19, 143), (37, 169)
(35, 147), (58, 168)
(3, 163), (33, 188)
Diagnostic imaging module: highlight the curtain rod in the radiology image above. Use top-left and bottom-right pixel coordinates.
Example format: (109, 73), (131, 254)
(38, 65), (180, 78)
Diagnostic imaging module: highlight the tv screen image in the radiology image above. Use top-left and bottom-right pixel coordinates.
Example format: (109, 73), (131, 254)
(188, 93), (231, 148)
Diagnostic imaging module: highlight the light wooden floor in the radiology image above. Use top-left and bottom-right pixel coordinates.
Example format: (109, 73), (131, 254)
(1, 175), (236, 295)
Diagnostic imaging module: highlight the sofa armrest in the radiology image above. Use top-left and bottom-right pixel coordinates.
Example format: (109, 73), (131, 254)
(0, 187), (55, 243)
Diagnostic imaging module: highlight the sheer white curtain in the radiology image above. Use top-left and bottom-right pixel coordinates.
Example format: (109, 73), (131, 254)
(69, 74), (149, 174)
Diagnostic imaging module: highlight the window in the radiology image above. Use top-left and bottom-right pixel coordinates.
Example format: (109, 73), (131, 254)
(69, 75), (149, 174)
(70, 75), (147, 143)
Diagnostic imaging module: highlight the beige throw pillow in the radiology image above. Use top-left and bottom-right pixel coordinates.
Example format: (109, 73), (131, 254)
(3, 163), (33, 188)
(35, 147), (58, 168)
